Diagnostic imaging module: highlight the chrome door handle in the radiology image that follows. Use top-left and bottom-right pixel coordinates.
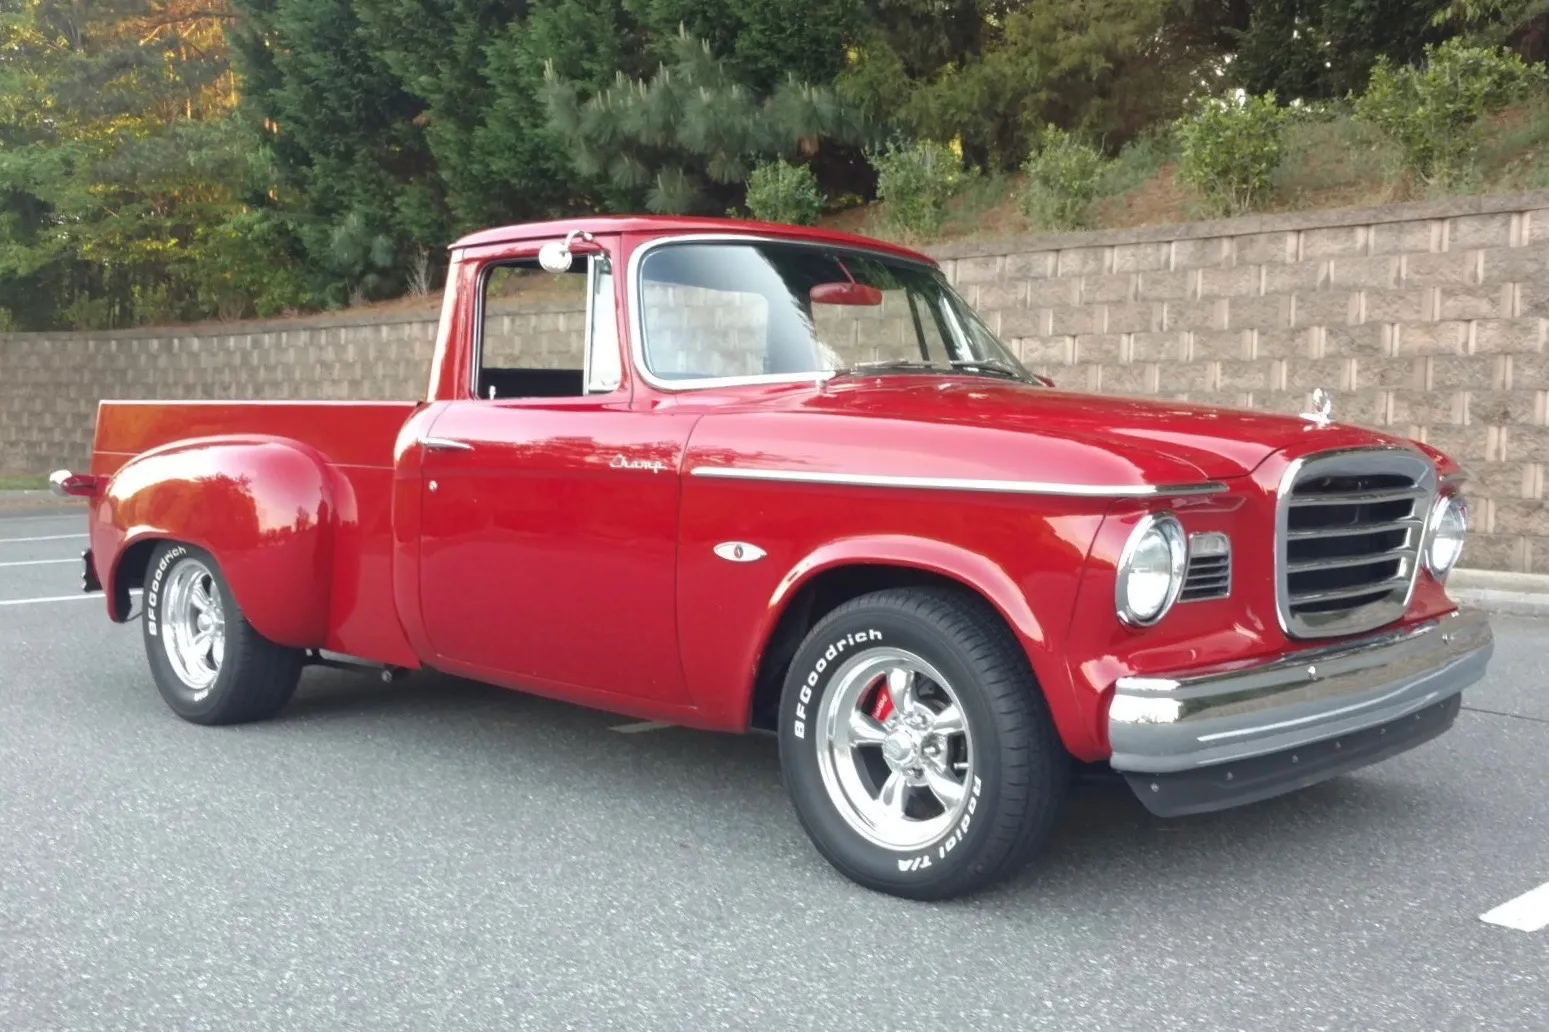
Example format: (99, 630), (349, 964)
(420, 436), (474, 452)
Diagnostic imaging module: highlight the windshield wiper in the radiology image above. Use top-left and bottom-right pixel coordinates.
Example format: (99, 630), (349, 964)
(847, 359), (943, 373)
(837, 357), (1033, 383)
(947, 359), (1028, 381)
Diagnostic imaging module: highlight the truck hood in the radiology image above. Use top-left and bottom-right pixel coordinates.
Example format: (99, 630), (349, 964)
(736, 377), (1415, 482)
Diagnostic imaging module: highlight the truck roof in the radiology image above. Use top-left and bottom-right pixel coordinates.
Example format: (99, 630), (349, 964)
(448, 215), (939, 266)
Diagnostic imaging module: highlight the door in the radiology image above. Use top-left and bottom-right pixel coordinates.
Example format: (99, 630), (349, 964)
(416, 244), (696, 704)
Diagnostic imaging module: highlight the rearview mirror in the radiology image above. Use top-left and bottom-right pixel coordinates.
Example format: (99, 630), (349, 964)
(810, 282), (883, 306)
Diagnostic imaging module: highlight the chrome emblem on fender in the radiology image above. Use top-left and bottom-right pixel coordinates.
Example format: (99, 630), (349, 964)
(610, 454), (668, 474)
(1301, 387), (1334, 428)
(714, 542), (767, 563)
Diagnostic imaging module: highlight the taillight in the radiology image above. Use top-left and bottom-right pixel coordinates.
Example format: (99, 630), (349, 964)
(48, 470), (98, 498)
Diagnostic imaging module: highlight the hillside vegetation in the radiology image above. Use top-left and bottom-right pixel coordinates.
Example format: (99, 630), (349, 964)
(845, 99), (1549, 248)
(7, 1), (1549, 332)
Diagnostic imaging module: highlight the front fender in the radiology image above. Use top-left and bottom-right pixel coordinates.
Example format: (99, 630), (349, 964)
(95, 435), (340, 649)
(744, 534), (1091, 750)
(766, 535), (1052, 653)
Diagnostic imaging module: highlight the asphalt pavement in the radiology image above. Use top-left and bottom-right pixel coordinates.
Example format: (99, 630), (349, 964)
(2, 509), (1546, 1031)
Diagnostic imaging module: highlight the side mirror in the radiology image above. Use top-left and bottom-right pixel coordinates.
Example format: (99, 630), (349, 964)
(810, 282), (883, 306)
(537, 229), (597, 275)
(538, 241), (573, 274)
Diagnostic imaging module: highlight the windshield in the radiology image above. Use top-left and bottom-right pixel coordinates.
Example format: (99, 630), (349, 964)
(636, 240), (1035, 385)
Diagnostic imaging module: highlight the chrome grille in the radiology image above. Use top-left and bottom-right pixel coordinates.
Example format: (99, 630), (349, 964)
(1276, 449), (1436, 639)
(1180, 532), (1231, 602)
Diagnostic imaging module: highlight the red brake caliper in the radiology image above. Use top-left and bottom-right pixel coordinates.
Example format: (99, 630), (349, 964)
(869, 677), (895, 723)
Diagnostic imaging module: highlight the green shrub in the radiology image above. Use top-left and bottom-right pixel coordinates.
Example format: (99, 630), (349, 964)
(745, 159), (826, 226)
(1017, 125), (1112, 231)
(1353, 39), (1547, 186)
(1174, 92), (1291, 215)
(868, 139), (964, 240)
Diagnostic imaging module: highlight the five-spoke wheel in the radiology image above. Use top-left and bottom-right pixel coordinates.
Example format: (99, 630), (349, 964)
(816, 650), (974, 851)
(779, 587), (1069, 900)
(142, 542), (303, 725)
(159, 558), (226, 693)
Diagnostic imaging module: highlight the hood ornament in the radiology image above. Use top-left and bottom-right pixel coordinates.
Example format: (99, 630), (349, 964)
(1301, 387), (1334, 428)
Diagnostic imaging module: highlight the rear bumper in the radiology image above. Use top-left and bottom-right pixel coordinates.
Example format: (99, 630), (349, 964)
(1107, 607), (1492, 814)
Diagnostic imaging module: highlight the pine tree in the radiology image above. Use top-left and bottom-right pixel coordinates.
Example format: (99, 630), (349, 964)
(542, 27), (869, 214)
(227, 0), (447, 306)
(352, 0), (573, 234)
(625, 0), (865, 92)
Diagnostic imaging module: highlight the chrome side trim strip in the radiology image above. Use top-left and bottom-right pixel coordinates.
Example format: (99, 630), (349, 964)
(420, 437), (474, 452)
(689, 465), (1227, 498)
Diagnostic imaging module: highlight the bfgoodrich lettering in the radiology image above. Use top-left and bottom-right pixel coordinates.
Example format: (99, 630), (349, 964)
(792, 629), (884, 740)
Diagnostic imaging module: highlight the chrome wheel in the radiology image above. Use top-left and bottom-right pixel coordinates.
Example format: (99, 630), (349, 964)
(160, 559), (225, 693)
(815, 647), (974, 851)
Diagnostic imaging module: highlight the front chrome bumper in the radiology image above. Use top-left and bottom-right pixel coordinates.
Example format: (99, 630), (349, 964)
(1107, 608), (1492, 811)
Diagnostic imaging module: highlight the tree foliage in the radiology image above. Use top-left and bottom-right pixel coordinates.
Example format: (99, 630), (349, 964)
(1175, 92), (1292, 214)
(6, 0), (1549, 330)
(745, 159), (826, 225)
(1018, 125), (1112, 230)
(869, 138), (963, 239)
(541, 27), (869, 214)
(839, 0), (1211, 168)
(226, 0), (449, 306)
(0, 1), (255, 329)
(1231, 0), (1452, 101)
(1433, 0), (1549, 64)
(1354, 38), (1546, 184)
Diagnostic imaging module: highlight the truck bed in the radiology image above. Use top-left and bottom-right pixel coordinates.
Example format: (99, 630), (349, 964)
(90, 400), (421, 667)
(91, 400), (416, 470)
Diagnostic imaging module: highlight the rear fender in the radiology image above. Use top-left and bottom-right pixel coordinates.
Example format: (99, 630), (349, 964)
(96, 435), (340, 649)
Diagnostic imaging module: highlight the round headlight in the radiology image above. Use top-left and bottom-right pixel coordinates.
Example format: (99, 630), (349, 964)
(1116, 513), (1187, 627)
(1425, 492), (1468, 578)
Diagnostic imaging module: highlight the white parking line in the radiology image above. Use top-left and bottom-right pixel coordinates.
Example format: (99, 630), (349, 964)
(609, 720), (675, 734)
(0, 594), (101, 607)
(0, 534), (87, 544)
(1481, 881), (1549, 932)
(0, 589), (135, 609)
(0, 515), (83, 525)
(0, 558), (77, 568)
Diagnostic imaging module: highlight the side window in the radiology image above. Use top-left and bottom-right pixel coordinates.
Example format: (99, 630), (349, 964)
(478, 259), (598, 399)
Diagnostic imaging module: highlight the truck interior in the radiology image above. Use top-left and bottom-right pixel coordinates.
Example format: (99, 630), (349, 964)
(477, 258), (593, 399)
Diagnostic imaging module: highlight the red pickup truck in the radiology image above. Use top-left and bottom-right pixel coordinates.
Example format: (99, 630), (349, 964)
(54, 216), (1493, 900)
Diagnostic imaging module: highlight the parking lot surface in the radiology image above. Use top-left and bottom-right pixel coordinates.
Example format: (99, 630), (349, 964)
(2, 509), (1546, 1031)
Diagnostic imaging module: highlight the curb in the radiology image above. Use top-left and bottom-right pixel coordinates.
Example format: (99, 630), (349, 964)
(1446, 569), (1549, 619)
